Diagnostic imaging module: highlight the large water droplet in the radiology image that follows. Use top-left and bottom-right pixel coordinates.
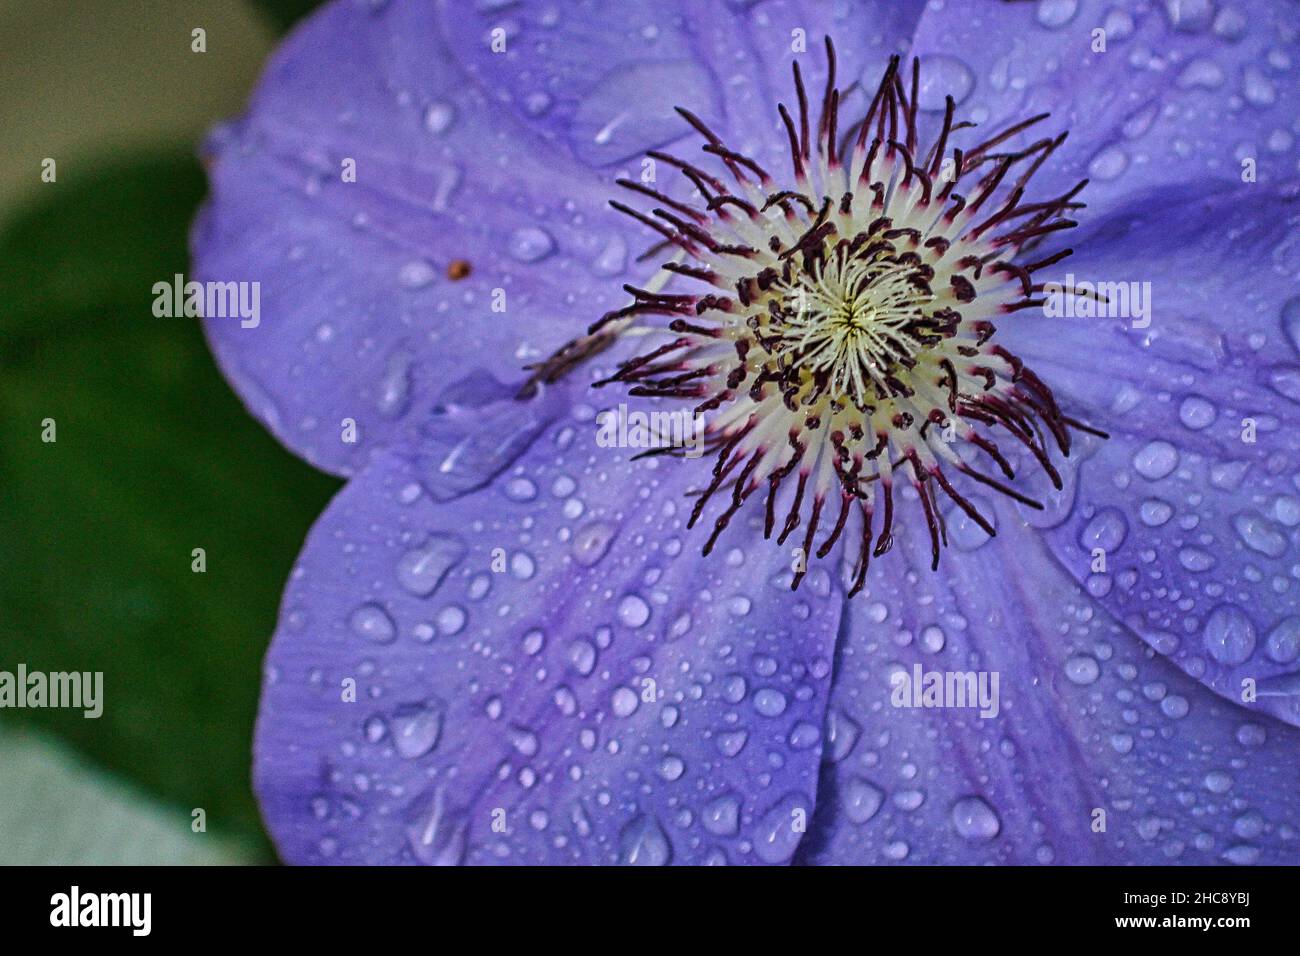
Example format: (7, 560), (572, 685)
(916, 55), (973, 110)
(349, 602), (396, 643)
(619, 815), (671, 865)
(951, 796), (1001, 840)
(396, 534), (467, 597)
(1132, 440), (1179, 480)
(1203, 604), (1257, 665)
(753, 793), (811, 863)
(391, 699), (446, 758)
(572, 521), (618, 567)
(507, 226), (556, 263)
(842, 778), (883, 824)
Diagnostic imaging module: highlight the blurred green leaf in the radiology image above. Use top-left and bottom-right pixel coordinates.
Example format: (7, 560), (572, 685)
(0, 154), (341, 859)
(0, 724), (259, 864)
(249, 0), (324, 33)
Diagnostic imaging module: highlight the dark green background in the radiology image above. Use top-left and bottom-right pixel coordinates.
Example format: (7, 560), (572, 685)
(0, 0), (332, 861)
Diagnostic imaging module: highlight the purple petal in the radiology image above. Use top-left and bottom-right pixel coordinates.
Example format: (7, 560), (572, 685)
(909, 0), (1300, 216)
(994, 179), (1300, 726)
(193, 0), (654, 475)
(435, 0), (927, 174)
(799, 502), (1300, 865)
(255, 393), (843, 864)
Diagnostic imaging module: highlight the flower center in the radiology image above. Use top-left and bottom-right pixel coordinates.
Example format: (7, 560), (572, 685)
(579, 39), (1105, 595)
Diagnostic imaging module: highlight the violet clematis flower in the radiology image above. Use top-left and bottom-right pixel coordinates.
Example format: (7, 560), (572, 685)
(193, 0), (1300, 865)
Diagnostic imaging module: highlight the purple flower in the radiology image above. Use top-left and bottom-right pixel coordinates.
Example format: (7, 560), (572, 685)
(193, 0), (1300, 865)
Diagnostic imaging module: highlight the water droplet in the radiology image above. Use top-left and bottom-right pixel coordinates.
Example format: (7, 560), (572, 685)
(916, 55), (973, 110)
(398, 259), (437, 289)
(617, 593), (651, 628)
(1265, 617), (1300, 663)
(1164, 0), (1213, 32)
(753, 688), (788, 717)
(1177, 58), (1224, 89)
(592, 234), (628, 276)
(572, 521), (618, 567)
(619, 815), (671, 865)
(951, 796), (1001, 840)
(702, 794), (740, 835)
(405, 787), (467, 865)
(507, 226), (555, 263)
(1203, 604), (1256, 665)
(1132, 440), (1179, 480)
(396, 534), (466, 597)
(842, 778), (883, 824)
(1178, 395), (1217, 430)
(1078, 507), (1128, 552)
(349, 603), (396, 643)
(1233, 512), (1287, 558)
(1064, 654), (1101, 685)
(1088, 145), (1128, 181)
(1242, 66), (1277, 106)
(423, 102), (455, 135)
(391, 699), (445, 758)
(753, 793), (810, 863)
(611, 686), (639, 718)
(1035, 0), (1078, 30)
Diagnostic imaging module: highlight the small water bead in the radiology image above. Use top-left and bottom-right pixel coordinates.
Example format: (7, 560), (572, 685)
(509, 551), (537, 580)
(503, 476), (538, 502)
(423, 101), (454, 134)
(390, 700), (445, 759)
(1064, 654), (1101, 685)
(1088, 145), (1128, 181)
(1242, 66), (1277, 107)
(521, 629), (545, 656)
(1035, 0), (1078, 29)
(920, 625), (946, 653)
(657, 755), (685, 781)
(436, 604), (467, 636)
(752, 688), (788, 717)
(1139, 498), (1174, 527)
(349, 603), (397, 643)
(1265, 617), (1300, 663)
(716, 730), (748, 758)
(1078, 508), (1128, 552)
(842, 778), (884, 824)
(611, 686), (639, 718)
(1133, 441), (1179, 480)
(894, 789), (925, 812)
(617, 593), (651, 628)
(1160, 694), (1189, 719)
(1203, 770), (1234, 794)
(396, 534), (466, 597)
(1178, 547), (1215, 572)
(618, 815), (671, 866)
(1236, 723), (1267, 747)
(915, 55), (973, 110)
(571, 521), (618, 567)
(507, 226), (556, 263)
(753, 793), (812, 863)
(1178, 395), (1217, 430)
(1233, 512), (1288, 558)
(951, 796), (1001, 841)
(1177, 58), (1224, 90)
(702, 794), (740, 836)
(1202, 604), (1257, 665)
(397, 259), (437, 289)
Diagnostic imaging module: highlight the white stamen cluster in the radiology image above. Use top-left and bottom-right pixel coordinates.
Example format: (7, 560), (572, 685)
(596, 42), (1100, 595)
